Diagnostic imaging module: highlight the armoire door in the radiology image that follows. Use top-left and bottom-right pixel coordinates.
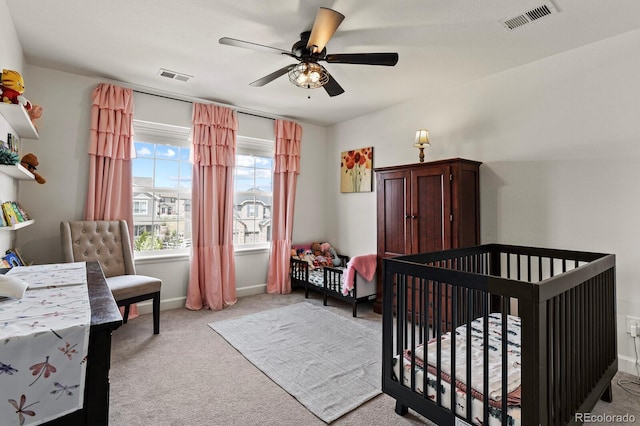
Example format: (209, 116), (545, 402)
(410, 165), (452, 254)
(376, 170), (411, 259)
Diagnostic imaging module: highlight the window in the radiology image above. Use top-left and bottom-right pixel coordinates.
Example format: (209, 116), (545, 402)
(234, 136), (274, 248)
(132, 121), (192, 254)
(133, 200), (148, 215)
(132, 123), (273, 255)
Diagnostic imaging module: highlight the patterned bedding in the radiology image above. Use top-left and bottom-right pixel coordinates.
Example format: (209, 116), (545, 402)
(308, 268), (326, 287)
(393, 313), (521, 426)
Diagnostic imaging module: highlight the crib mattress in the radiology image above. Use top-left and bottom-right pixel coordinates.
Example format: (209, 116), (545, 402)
(393, 313), (521, 425)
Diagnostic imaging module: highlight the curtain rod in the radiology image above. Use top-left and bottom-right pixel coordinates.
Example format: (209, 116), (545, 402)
(131, 89), (277, 122)
(95, 76), (281, 121)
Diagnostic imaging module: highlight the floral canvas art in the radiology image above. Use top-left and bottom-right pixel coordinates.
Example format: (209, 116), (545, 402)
(341, 147), (373, 193)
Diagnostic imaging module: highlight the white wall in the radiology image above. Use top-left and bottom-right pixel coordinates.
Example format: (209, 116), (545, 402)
(0, 0), (26, 254)
(326, 28), (640, 374)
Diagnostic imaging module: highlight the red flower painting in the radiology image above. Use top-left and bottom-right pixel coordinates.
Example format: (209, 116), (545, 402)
(340, 147), (373, 192)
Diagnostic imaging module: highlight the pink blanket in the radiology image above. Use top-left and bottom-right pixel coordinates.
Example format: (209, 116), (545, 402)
(342, 254), (377, 295)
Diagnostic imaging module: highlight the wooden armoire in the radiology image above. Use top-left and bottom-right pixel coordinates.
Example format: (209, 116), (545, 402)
(373, 158), (481, 314)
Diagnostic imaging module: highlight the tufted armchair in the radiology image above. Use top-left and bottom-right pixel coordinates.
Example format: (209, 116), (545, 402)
(60, 220), (161, 334)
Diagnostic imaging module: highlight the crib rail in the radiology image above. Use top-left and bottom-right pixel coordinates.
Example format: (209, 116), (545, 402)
(382, 244), (617, 426)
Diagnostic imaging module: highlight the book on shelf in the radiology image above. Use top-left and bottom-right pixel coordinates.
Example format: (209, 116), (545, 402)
(15, 202), (30, 220)
(1, 201), (30, 226)
(10, 202), (24, 222)
(2, 202), (19, 225)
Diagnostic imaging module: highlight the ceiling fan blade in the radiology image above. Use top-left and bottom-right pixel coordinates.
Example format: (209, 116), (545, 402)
(306, 7), (345, 54)
(250, 65), (296, 87)
(325, 53), (399, 66)
(219, 37), (294, 57)
(323, 73), (345, 97)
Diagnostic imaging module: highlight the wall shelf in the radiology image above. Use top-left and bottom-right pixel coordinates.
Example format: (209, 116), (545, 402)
(0, 219), (34, 231)
(0, 164), (35, 180)
(0, 103), (39, 139)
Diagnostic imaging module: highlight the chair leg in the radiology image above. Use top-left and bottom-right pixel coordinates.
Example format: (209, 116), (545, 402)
(153, 292), (160, 335)
(123, 305), (130, 323)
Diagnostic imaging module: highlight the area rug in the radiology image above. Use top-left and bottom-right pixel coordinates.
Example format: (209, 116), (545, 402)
(209, 302), (381, 423)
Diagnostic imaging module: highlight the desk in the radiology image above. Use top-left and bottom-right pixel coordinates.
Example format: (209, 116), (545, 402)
(19, 262), (121, 426)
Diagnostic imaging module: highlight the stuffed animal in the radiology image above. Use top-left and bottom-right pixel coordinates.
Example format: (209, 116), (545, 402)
(0, 69), (32, 110)
(302, 249), (315, 268)
(311, 242), (322, 256)
(329, 247), (340, 266)
(28, 104), (43, 130)
(20, 153), (46, 184)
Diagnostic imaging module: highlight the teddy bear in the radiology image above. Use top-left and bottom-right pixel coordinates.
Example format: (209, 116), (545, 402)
(0, 69), (32, 111)
(20, 153), (46, 184)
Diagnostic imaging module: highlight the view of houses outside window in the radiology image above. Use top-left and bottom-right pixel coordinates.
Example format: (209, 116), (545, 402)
(131, 121), (274, 254)
(233, 152), (273, 247)
(132, 140), (192, 253)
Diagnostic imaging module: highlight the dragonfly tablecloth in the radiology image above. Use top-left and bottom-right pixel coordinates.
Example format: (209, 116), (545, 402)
(0, 262), (90, 425)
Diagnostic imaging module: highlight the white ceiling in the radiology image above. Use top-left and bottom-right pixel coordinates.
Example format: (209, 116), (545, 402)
(6, 0), (640, 126)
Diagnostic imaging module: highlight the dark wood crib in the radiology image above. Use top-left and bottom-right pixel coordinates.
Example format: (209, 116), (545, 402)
(382, 244), (617, 426)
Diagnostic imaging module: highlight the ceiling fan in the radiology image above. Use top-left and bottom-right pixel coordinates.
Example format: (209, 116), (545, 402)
(219, 7), (399, 97)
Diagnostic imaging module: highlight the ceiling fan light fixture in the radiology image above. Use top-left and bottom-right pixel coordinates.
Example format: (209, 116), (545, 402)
(288, 62), (329, 89)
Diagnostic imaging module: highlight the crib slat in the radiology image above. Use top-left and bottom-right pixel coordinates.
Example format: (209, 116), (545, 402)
(501, 298), (508, 425)
(422, 277), (429, 399)
(465, 289), (473, 421)
(482, 297), (489, 426)
(450, 286), (458, 416)
(435, 279), (442, 407)
(397, 273), (406, 389)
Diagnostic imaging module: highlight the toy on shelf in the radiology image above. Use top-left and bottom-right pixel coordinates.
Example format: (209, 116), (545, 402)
(28, 104), (43, 130)
(0, 69), (32, 111)
(20, 153), (46, 184)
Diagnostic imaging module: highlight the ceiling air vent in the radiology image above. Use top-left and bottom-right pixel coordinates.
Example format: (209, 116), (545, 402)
(500, 3), (558, 30)
(158, 68), (193, 82)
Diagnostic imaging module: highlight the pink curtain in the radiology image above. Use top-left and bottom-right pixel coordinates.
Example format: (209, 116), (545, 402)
(84, 83), (137, 317)
(185, 104), (238, 310)
(85, 83), (134, 226)
(266, 119), (302, 294)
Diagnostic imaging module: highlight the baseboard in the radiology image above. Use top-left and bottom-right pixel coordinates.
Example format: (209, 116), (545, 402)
(136, 297), (186, 314)
(134, 284), (267, 314)
(618, 354), (639, 376)
(237, 283), (267, 298)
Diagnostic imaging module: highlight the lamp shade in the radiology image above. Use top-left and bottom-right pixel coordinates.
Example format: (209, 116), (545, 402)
(414, 129), (430, 146)
(413, 129), (430, 163)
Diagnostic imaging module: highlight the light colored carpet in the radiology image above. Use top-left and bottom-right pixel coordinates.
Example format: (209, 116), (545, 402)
(209, 302), (381, 423)
(108, 291), (640, 425)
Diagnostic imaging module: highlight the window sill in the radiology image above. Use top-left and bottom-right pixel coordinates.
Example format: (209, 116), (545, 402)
(133, 246), (270, 263)
(134, 251), (189, 265)
(235, 246), (270, 256)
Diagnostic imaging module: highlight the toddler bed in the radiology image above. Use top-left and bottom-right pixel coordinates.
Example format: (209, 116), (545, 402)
(382, 244), (617, 426)
(290, 243), (376, 316)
